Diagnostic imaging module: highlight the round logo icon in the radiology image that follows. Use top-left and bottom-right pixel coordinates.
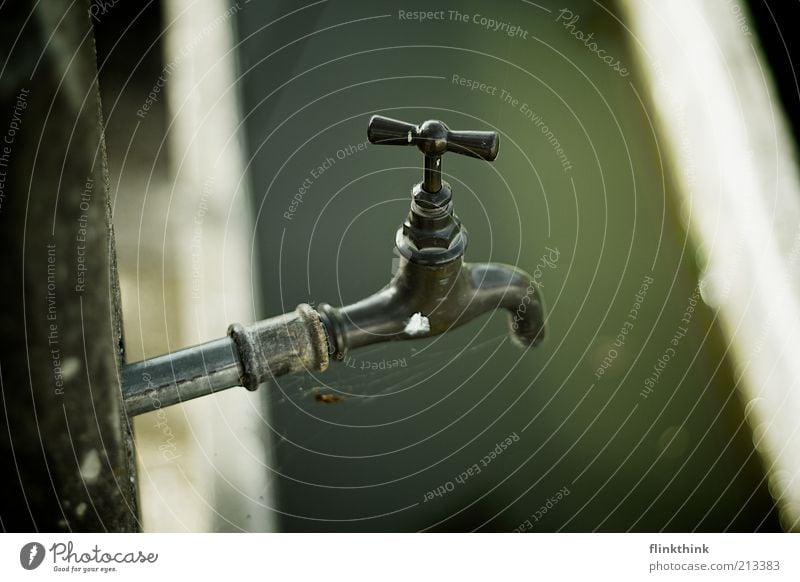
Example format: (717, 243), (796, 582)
(19, 542), (45, 570)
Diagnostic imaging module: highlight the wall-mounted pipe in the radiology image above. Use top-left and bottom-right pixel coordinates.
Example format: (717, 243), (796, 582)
(122, 304), (329, 416)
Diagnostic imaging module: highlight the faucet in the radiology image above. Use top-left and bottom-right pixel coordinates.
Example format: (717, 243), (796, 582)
(319, 115), (545, 358)
(121, 116), (545, 417)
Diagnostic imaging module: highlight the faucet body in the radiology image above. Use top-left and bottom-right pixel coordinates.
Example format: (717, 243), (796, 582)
(321, 115), (545, 357)
(320, 255), (544, 359)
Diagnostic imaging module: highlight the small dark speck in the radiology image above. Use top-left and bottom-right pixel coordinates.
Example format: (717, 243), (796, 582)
(314, 391), (344, 404)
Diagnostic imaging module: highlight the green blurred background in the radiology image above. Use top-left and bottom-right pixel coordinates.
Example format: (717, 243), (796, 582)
(233, 0), (777, 531)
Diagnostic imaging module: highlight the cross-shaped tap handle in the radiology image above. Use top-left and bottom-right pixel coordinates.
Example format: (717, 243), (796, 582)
(367, 115), (499, 192)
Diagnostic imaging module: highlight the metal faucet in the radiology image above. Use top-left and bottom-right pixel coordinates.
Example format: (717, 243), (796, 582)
(121, 116), (545, 417)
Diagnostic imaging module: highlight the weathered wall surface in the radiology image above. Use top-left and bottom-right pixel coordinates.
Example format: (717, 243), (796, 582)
(0, 0), (138, 532)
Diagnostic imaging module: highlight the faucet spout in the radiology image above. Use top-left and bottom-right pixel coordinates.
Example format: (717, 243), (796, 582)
(318, 257), (545, 359)
(464, 262), (546, 349)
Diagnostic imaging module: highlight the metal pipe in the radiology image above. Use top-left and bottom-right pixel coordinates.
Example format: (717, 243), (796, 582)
(121, 304), (329, 416)
(423, 155), (442, 192)
(122, 337), (242, 416)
